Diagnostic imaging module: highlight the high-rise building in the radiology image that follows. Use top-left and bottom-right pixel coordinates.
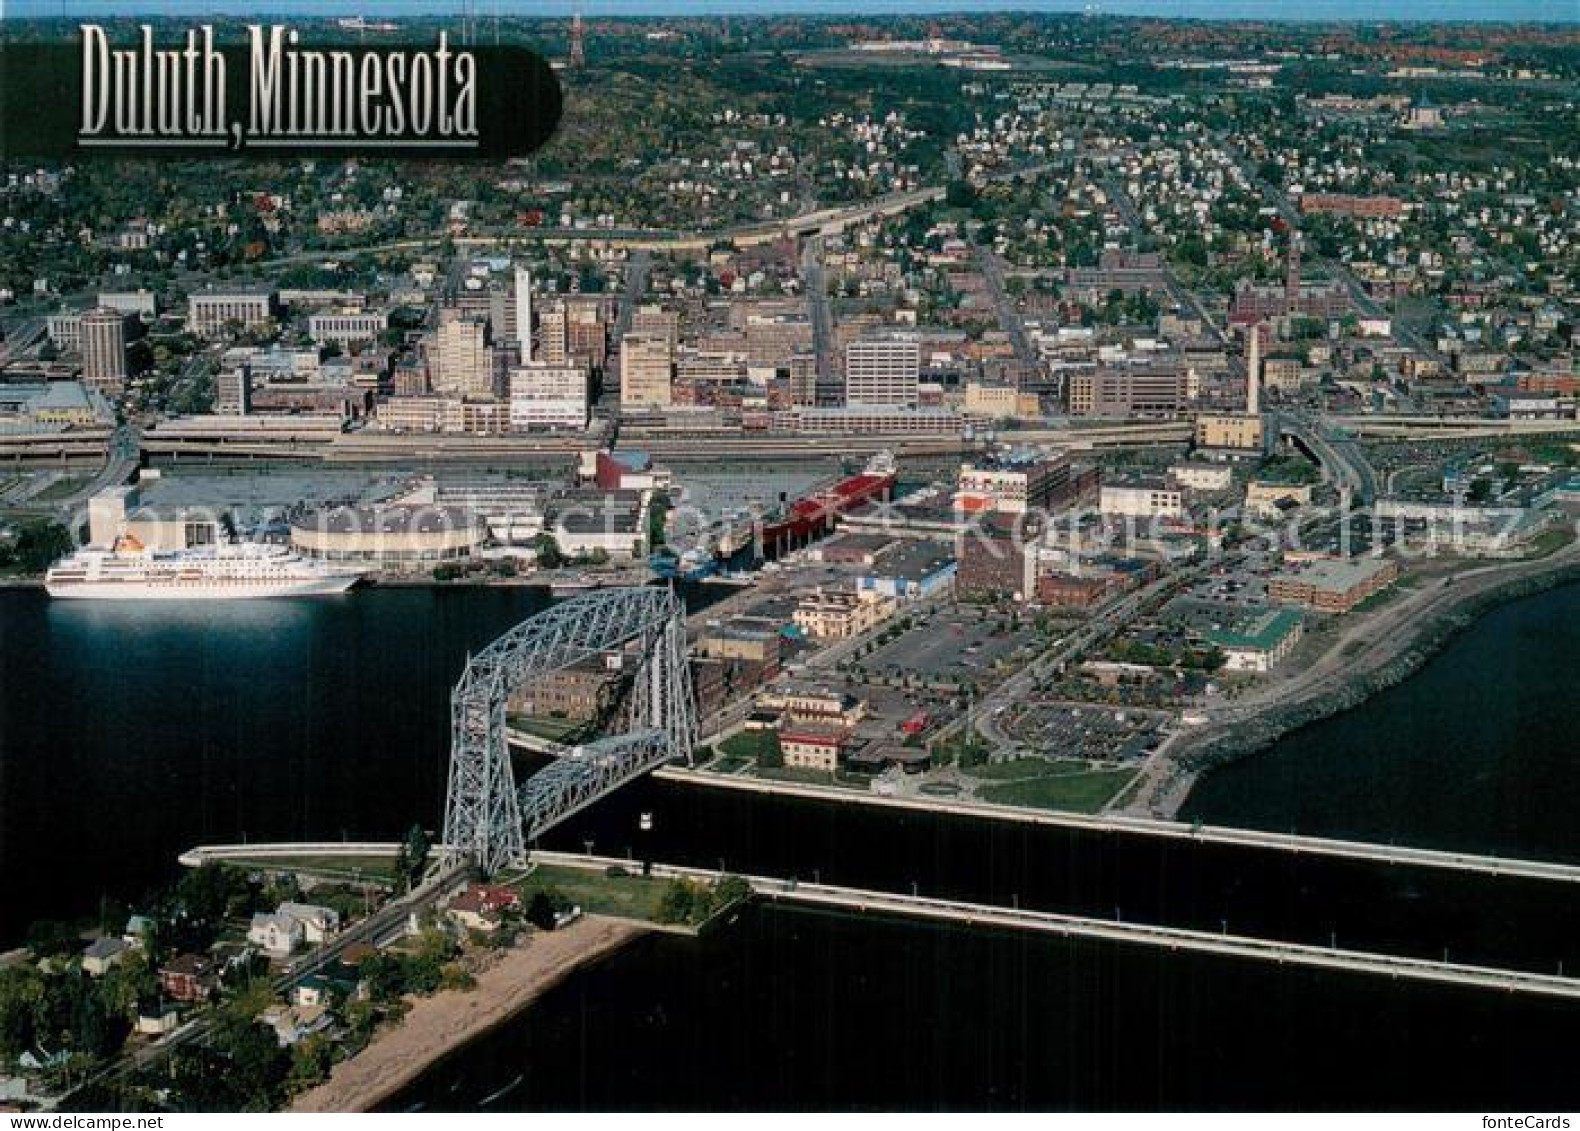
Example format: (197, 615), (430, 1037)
(630, 304), (679, 351)
(1246, 321), (1262, 417)
(508, 363), (589, 431)
(788, 355), (819, 407)
(214, 366), (253, 416)
(620, 336), (674, 408)
(430, 318), (495, 399)
(514, 267), (534, 360)
(79, 307), (128, 394)
(845, 335), (920, 407)
(538, 302), (568, 365)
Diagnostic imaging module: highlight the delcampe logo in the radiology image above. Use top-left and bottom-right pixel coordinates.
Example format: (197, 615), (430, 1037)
(0, 23), (563, 159)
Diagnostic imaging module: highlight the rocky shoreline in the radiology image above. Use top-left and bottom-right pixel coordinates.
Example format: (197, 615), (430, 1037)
(1152, 558), (1580, 817)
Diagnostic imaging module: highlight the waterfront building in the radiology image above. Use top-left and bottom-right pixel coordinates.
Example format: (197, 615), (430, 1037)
(290, 505), (488, 569)
(779, 727), (851, 773)
(510, 653), (625, 721)
(1204, 607), (1304, 672)
(1267, 557), (1399, 613)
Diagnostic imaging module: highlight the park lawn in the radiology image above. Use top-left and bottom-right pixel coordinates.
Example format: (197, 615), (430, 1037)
(507, 715), (588, 743)
(719, 730), (780, 761)
(518, 863), (673, 922)
(1526, 526), (1576, 559)
(965, 757), (1070, 781)
(976, 767), (1137, 813)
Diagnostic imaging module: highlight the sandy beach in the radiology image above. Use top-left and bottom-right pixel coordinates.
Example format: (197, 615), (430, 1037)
(290, 916), (647, 1113)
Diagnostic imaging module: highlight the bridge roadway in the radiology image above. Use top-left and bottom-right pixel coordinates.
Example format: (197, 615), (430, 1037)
(1275, 410), (1379, 505)
(530, 850), (1580, 1001)
(649, 770), (1580, 886)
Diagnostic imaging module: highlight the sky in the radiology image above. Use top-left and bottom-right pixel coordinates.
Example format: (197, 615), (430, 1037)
(3, 0), (1577, 23)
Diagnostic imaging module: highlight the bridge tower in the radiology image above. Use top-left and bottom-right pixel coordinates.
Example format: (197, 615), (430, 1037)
(442, 587), (695, 875)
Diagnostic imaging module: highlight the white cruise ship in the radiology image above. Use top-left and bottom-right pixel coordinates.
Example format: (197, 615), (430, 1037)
(45, 536), (363, 600)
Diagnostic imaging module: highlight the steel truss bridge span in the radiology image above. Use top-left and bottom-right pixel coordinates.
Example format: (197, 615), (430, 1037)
(442, 586), (696, 875)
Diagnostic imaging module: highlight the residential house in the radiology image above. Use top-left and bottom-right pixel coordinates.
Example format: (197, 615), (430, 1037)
(135, 1001), (181, 1037)
(158, 954), (219, 1003)
(81, 937), (131, 977)
(446, 885), (522, 933)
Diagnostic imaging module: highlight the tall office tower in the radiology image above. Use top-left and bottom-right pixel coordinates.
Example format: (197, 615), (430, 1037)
(565, 297), (609, 368)
(514, 267), (533, 361)
(1246, 322), (1262, 418)
(214, 366), (253, 416)
(538, 302), (568, 365)
(788, 354), (819, 407)
(844, 335), (921, 407)
(509, 363), (590, 431)
(630, 303), (679, 351)
(431, 317), (496, 399)
(79, 307), (128, 394)
(620, 335), (674, 408)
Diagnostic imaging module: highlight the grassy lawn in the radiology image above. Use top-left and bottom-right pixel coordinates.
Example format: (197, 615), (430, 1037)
(966, 757), (1067, 781)
(719, 730), (780, 762)
(1525, 526), (1576, 560)
(518, 863), (674, 922)
(507, 715), (589, 743)
(975, 767), (1137, 813)
(222, 853), (401, 882)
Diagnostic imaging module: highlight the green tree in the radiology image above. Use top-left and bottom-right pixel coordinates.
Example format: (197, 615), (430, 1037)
(400, 824), (431, 890)
(285, 1034), (335, 1096)
(4, 520), (73, 575)
(654, 878), (697, 925)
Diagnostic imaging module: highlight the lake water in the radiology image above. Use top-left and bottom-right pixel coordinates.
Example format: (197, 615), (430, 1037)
(6, 580), (1580, 1108)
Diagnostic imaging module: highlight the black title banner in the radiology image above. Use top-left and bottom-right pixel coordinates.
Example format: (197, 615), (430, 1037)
(0, 24), (563, 159)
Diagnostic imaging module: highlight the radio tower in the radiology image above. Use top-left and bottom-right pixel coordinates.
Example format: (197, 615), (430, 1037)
(569, 11), (587, 69)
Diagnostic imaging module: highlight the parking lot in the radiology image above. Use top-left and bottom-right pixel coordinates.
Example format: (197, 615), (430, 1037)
(854, 605), (1046, 689)
(1002, 701), (1169, 762)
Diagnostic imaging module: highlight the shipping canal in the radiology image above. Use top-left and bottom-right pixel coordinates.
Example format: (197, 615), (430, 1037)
(6, 581), (1580, 1108)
